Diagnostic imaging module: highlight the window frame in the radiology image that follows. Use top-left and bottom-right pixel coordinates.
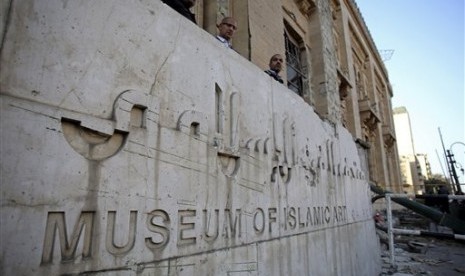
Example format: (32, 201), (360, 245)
(284, 26), (305, 96)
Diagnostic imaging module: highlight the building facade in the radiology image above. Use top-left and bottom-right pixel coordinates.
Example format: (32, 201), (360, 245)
(417, 153), (432, 181)
(0, 0), (401, 274)
(393, 106), (425, 194)
(191, 0), (402, 192)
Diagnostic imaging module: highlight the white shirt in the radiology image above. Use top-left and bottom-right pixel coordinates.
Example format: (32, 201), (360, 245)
(216, 35), (232, 49)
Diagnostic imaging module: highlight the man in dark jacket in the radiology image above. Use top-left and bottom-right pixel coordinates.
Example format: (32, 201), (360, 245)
(265, 54), (284, 83)
(161, 0), (196, 24)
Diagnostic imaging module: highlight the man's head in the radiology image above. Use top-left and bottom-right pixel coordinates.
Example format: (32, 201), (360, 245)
(269, 54), (284, 73)
(217, 17), (237, 41)
(182, 0), (196, 8)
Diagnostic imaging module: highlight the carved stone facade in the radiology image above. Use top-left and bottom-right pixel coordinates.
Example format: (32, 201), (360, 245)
(193, 0), (401, 191)
(1, 0), (397, 275)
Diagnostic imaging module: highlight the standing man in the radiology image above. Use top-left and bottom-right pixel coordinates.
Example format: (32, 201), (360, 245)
(161, 0), (197, 24)
(216, 17), (237, 49)
(264, 54), (284, 83)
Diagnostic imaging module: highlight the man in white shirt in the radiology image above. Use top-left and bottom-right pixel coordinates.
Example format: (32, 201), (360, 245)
(216, 17), (237, 49)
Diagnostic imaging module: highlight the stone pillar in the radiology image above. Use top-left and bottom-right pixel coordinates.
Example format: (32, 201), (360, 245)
(308, 0), (340, 124)
(232, 0), (250, 59)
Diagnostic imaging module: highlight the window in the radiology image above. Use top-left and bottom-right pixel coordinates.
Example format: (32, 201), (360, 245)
(284, 29), (305, 96)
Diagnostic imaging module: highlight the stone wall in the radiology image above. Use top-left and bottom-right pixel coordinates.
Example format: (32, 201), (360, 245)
(187, 0), (403, 192)
(0, 1), (380, 275)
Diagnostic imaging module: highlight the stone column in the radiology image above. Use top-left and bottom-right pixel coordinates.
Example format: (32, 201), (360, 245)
(308, 0), (341, 124)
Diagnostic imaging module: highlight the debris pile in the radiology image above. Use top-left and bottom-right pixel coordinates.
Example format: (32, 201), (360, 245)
(377, 209), (465, 276)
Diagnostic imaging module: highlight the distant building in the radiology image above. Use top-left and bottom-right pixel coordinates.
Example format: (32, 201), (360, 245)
(393, 107), (425, 194)
(416, 153), (432, 180)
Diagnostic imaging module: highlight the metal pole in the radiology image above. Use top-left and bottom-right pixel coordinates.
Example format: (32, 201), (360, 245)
(386, 194), (395, 267)
(436, 149), (447, 180)
(446, 150), (462, 194)
(439, 128), (456, 193)
(449, 142), (465, 194)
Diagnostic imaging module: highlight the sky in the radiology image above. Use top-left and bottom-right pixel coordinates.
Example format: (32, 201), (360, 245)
(355, 0), (465, 182)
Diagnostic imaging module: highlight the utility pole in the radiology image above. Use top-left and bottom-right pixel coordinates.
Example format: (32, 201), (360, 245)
(438, 128), (457, 193)
(445, 149), (462, 194)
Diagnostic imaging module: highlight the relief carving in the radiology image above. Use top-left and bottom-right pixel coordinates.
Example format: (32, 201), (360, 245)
(214, 83), (240, 177)
(106, 211), (137, 255)
(217, 0), (230, 19)
(299, 142), (319, 187)
(244, 137), (271, 155)
(41, 205), (347, 264)
(295, 0), (317, 17)
(271, 116), (295, 184)
(61, 90), (154, 160)
(61, 120), (126, 161)
(177, 110), (209, 139)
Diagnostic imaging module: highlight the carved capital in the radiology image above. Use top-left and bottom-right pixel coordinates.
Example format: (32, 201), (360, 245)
(359, 99), (380, 132)
(337, 68), (352, 100)
(295, 0), (316, 17)
(382, 125), (396, 149)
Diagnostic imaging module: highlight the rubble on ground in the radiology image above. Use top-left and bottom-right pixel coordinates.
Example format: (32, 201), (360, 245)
(377, 209), (465, 276)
